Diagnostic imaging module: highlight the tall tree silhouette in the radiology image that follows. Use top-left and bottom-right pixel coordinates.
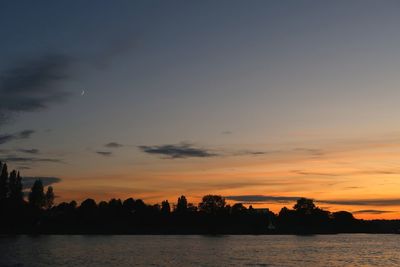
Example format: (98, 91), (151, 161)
(0, 162), (9, 200)
(176, 195), (187, 213)
(45, 186), (55, 209)
(161, 200), (171, 214)
(8, 170), (23, 203)
(28, 180), (45, 208)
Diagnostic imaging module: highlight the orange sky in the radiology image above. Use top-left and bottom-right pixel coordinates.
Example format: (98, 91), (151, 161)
(45, 132), (400, 220)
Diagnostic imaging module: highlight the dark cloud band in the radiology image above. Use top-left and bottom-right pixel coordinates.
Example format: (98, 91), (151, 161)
(225, 195), (400, 207)
(0, 130), (35, 145)
(352, 210), (394, 214)
(17, 148), (39, 154)
(139, 143), (216, 159)
(0, 156), (62, 163)
(0, 54), (72, 125)
(105, 142), (123, 148)
(96, 151), (112, 156)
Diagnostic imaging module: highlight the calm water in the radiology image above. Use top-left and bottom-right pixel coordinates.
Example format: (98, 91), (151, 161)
(0, 234), (399, 266)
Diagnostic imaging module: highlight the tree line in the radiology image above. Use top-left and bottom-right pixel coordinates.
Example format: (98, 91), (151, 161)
(0, 162), (54, 209)
(0, 162), (399, 234)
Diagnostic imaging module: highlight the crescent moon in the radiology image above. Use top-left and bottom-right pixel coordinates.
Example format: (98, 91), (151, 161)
(81, 90), (85, 96)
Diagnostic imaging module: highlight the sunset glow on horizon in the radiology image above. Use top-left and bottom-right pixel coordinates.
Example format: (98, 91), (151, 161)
(2, 1), (400, 219)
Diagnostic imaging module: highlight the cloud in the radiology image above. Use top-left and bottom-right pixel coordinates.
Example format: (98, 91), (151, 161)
(293, 148), (324, 156)
(19, 130), (35, 138)
(138, 142), (328, 160)
(344, 186), (363, 189)
(0, 135), (16, 145)
(16, 166), (31, 170)
(292, 169), (400, 177)
(96, 151), (112, 157)
(226, 194), (400, 207)
(319, 199), (400, 206)
(139, 143), (217, 159)
(292, 170), (339, 177)
(352, 210), (394, 214)
(105, 142), (123, 148)
(232, 150), (270, 156)
(17, 148), (39, 154)
(0, 156), (62, 164)
(0, 54), (72, 125)
(226, 147), (326, 158)
(225, 195), (301, 204)
(0, 130), (35, 145)
(22, 176), (61, 190)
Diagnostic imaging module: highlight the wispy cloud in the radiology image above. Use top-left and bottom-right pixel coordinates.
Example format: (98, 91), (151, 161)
(225, 194), (400, 207)
(292, 169), (400, 177)
(17, 148), (39, 154)
(320, 199), (400, 206)
(292, 170), (339, 177)
(231, 150), (270, 156)
(139, 143), (217, 159)
(352, 209), (394, 214)
(139, 142), (275, 159)
(0, 156), (62, 164)
(226, 195), (301, 204)
(293, 148), (324, 156)
(0, 54), (72, 125)
(16, 166), (31, 170)
(221, 131), (232, 135)
(0, 130), (35, 145)
(96, 151), (113, 157)
(105, 142), (123, 148)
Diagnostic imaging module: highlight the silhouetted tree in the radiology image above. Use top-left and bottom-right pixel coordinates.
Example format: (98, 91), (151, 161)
(108, 198), (123, 209)
(293, 198), (316, 215)
(15, 172), (23, 202)
(123, 198), (135, 212)
(45, 186), (55, 209)
(107, 198), (123, 217)
(98, 200), (108, 210)
(231, 203), (247, 215)
(28, 179), (45, 209)
(69, 200), (77, 209)
(8, 170), (23, 203)
(187, 203), (198, 212)
(80, 198), (97, 211)
(176, 195), (188, 213)
(199, 195), (226, 214)
(133, 199), (146, 212)
(332, 211), (354, 221)
(0, 162), (9, 200)
(161, 200), (171, 214)
(278, 207), (292, 217)
(152, 203), (160, 211)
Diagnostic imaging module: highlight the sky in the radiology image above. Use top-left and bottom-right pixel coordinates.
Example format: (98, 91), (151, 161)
(1, 1), (400, 219)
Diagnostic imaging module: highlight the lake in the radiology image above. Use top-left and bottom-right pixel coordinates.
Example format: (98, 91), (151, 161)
(0, 235), (399, 266)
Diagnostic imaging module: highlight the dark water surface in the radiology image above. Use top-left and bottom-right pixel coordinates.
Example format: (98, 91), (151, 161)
(1, 234), (399, 266)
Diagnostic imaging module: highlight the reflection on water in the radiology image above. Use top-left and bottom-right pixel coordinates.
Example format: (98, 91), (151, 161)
(0, 234), (399, 266)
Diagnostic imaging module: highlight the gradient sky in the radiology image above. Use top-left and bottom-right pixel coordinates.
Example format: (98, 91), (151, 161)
(1, 1), (400, 219)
